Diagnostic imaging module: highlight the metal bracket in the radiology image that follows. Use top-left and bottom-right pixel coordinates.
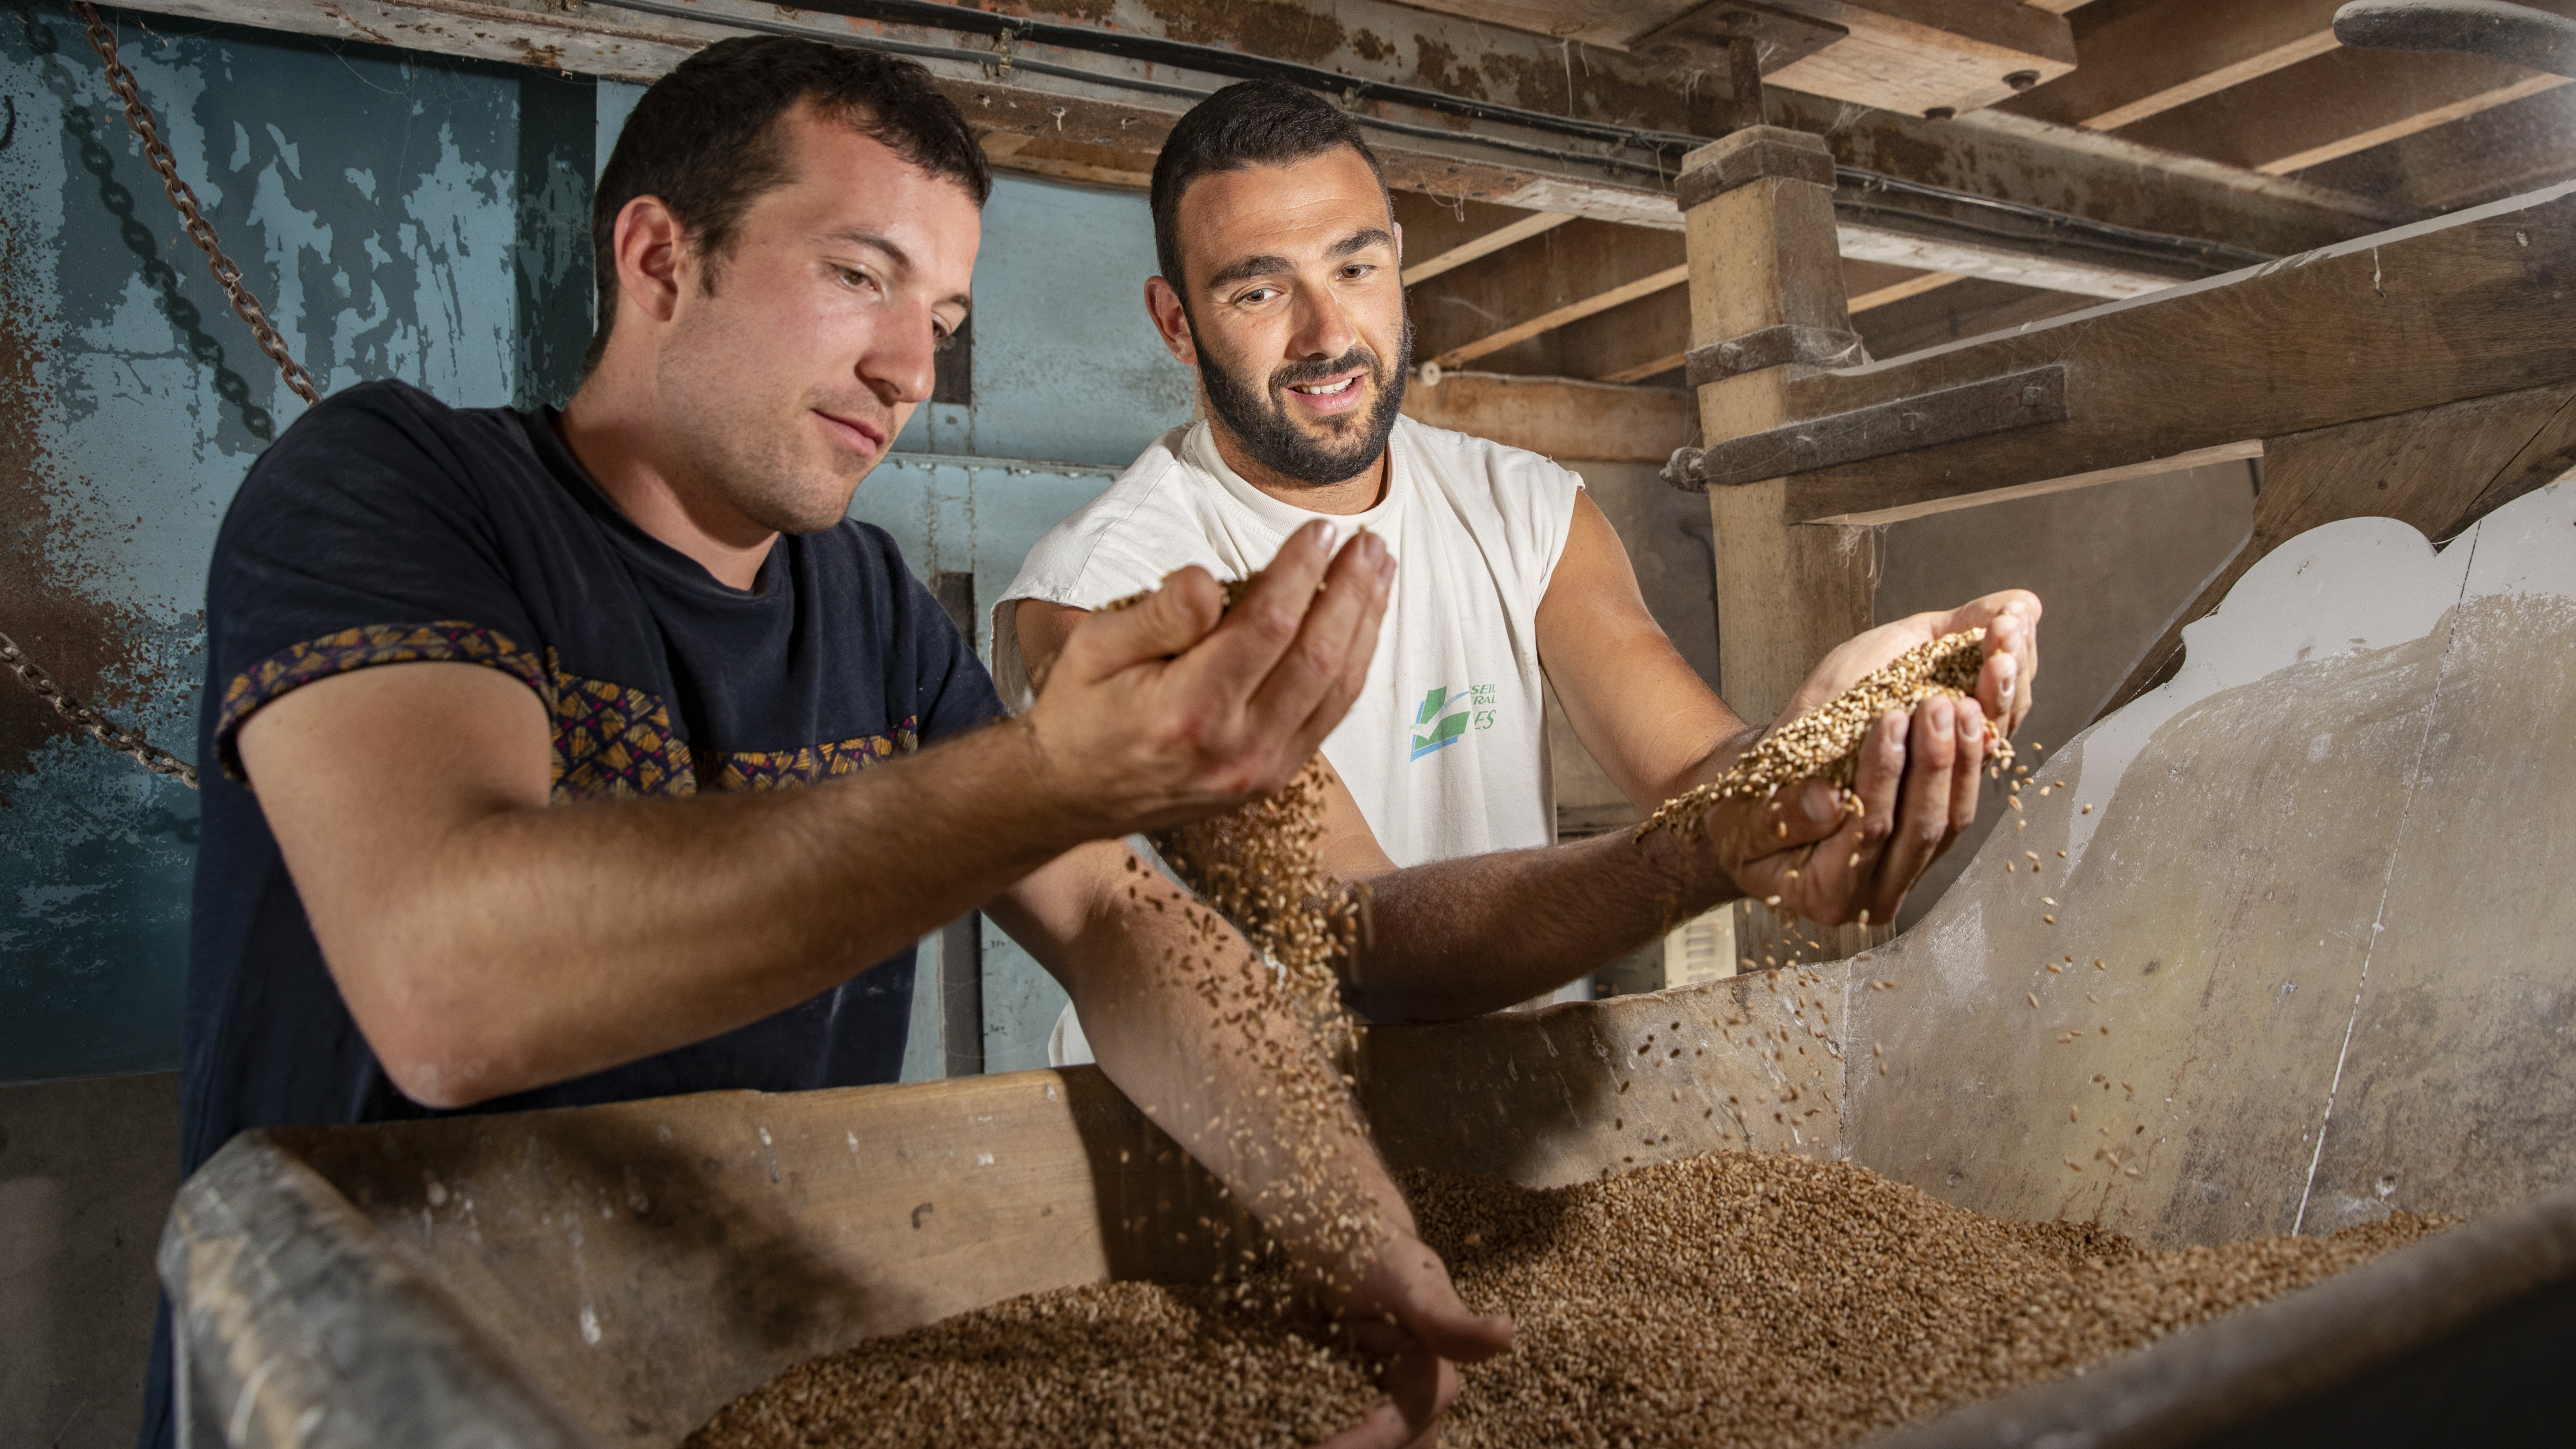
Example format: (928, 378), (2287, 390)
(1664, 364), (2070, 492)
(1684, 324), (1868, 387)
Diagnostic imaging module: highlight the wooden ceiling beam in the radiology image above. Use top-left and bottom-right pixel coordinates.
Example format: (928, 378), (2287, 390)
(1390, 0), (2077, 117)
(2003, 0), (2351, 133)
(2114, 44), (2576, 178)
(2297, 81), (2576, 213)
(1565, 262), (1964, 389)
(1389, 194), (1575, 288)
(123, 0), (2404, 300)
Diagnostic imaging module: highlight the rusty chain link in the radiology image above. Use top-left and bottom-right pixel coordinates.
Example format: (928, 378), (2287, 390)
(4, 6), (333, 792)
(79, 2), (321, 403)
(1, 627), (200, 788)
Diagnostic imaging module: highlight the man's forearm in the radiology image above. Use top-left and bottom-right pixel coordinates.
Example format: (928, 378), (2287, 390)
(279, 702), (1094, 1106)
(1003, 845), (1419, 1274)
(1344, 826), (1742, 1023)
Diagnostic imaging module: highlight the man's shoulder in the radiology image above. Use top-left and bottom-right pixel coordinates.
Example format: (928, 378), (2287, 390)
(1006, 429), (1218, 594)
(1394, 414), (1580, 489)
(241, 380), (535, 510)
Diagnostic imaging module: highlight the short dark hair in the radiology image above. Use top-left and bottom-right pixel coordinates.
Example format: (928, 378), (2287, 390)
(1149, 82), (1388, 294)
(586, 36), (992, 371)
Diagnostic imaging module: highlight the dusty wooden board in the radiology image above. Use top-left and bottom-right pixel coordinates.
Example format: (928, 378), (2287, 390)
(272, 1070), (1254, 1448)
(1769, 179), (2576, 522)
(116, 0), (2396, 299)
(1840, 477), (2576, 1247)
(224, 961), (1842, 1448)
(1397, 371), (1694, 464)
(2106, 378), (2576, 712)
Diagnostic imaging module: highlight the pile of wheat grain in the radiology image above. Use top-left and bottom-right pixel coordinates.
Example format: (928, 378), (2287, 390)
(684, 1149), (2446, 1449)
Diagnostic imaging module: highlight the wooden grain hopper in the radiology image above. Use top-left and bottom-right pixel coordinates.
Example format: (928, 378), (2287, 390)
(162, 473), (2576, 1447)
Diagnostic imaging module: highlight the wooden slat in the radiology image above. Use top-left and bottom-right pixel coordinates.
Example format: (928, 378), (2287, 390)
(1398, 373), (1694, 464)
(1847, 270), (1966, 312)
(1407, 217), (1684, 374)
(1751, 182), (2576, 524)
(2256, 73), (2573, 175)
(2103, 381), (2576, 714)
(1400, 211), (1573, 288)
(1433, 265), (1687, 370)
(2003, 0), (2350, 131)
(2117, 43), (2576, 178)
(2088, 30), (2342, 130)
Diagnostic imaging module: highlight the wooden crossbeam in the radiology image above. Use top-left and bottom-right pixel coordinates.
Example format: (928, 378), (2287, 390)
(2256, 72), (2572, 174)
(2004, 0), (2350, 131)
(1592, 267), (1964, 386)
(1394, 204), (1574, 288)
(1721, 180), (2576, 524)
(123, 0), (2398, 297)
(1434, 266), (1686, 371)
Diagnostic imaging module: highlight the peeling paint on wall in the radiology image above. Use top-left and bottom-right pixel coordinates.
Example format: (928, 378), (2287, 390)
(0, 5), (591, 1081)
(2, 15), (1190, 1082)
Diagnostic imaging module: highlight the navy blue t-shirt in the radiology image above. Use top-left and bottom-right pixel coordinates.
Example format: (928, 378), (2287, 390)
(144, 380), (1005, 1447)
(181, 378), (1004, 1170)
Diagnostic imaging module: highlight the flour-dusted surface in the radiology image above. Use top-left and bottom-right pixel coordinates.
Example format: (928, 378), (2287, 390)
(683, 1151), (2445, 1449)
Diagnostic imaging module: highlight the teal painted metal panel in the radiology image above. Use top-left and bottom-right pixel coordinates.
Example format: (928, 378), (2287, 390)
(1, 15), (1190, 1082)
(0, 6), (591, 1082)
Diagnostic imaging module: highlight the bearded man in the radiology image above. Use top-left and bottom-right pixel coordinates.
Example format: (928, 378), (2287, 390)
(1000, 82), (2042, 1061)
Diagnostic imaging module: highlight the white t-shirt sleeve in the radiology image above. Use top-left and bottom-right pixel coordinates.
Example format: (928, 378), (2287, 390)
(991, 437), (1233, 712)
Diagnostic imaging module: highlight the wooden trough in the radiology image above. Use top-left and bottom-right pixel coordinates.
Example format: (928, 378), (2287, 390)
(162, 478), (2576, 1447)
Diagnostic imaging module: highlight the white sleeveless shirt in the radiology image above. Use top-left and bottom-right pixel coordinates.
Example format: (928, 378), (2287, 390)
(994, 415), (1582, 869)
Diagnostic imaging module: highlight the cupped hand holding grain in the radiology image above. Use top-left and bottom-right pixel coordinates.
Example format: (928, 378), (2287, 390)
(1789, 590), (2042, 742)
(1024, 519), (1395, 834)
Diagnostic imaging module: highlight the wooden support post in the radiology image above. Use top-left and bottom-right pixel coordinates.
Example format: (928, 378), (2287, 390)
(1679, 127), (1890, 962)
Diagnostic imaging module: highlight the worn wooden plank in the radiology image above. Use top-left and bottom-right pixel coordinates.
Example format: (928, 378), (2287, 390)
(2115, 44), (2575, 176)
(2001, 0), (2349, 131)
(1390, 195), (1574, 288)
(2103, 381), (2576, 717)
(1768, 181), (2576, 523)
(1397, 373), (1694, 464)
(1683, 365), (2066, 488)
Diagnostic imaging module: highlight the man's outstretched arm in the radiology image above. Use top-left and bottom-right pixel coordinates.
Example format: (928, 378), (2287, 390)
(238, 520), (1390, 1108)
(995, 840), (1512, 1447)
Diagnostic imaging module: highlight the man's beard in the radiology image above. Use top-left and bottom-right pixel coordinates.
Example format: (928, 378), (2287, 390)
(1195, 319), (1411, 488)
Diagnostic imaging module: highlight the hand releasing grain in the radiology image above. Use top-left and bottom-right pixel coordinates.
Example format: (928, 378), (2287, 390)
(684, 1150), (2447, 1449)
(1643, 629), (2012, 843)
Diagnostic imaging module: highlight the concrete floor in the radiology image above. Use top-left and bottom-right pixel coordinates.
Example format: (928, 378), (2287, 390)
(1, 1072), (180, 1449)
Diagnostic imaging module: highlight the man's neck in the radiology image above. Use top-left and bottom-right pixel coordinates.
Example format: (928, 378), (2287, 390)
(1204, 416), (1390, 517)
(557, 378), (779, 592)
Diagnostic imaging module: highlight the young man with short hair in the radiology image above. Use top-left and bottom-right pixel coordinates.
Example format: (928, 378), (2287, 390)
(146, 41), (1515, 1449)
(1002, 82), (2042, 1048)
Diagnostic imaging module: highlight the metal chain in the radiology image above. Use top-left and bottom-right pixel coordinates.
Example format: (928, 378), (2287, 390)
(79, 1), (320, 403)
(1, 628), (200, 788)
(2, 6), (333, 792)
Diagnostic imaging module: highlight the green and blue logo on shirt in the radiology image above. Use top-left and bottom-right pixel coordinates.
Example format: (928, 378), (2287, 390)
(1410, 684), (1496, 761)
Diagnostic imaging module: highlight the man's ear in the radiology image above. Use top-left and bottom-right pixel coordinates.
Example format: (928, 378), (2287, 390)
(1393, 219), (1404, 268)
(612, 195), (690, 325)
(1144, 275), (1199, 368)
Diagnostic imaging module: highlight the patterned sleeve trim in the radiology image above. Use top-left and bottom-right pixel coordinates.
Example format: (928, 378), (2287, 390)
(216, 621), (547, 780)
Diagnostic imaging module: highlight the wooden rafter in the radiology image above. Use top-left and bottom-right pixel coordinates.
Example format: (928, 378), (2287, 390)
(1389, 194), (1574, 288)
(2005, 0), (2350, 132)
